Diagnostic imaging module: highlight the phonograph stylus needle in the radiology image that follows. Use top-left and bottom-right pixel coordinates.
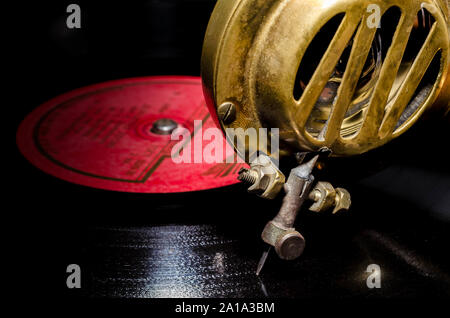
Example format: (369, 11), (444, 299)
(256, 246), (272, 276)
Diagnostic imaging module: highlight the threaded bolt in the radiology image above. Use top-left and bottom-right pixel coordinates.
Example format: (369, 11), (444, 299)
(238, 168), (258, 184)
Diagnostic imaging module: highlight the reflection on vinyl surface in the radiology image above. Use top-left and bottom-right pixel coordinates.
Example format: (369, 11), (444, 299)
(81, 123), (450, 298)
(86, 203), (450, 299)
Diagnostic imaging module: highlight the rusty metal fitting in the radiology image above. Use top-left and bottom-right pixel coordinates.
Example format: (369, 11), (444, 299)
(238, 154), (285, 199)
(275, 230), (305, 261)
(308, 181), (351, 213)
(261, 221), (305, 260)
(261, 155), (318, 260)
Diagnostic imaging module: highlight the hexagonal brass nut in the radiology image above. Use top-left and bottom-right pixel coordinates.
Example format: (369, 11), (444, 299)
(308, 181), (336, 212)
(247, 155), (285, 199)
(332, 188), (351, 214)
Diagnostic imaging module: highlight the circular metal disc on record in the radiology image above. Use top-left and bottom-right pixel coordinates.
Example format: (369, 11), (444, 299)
(17, 76), (246, 193)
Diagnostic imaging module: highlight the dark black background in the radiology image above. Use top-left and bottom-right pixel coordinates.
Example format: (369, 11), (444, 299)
(9, 0), (450, 306)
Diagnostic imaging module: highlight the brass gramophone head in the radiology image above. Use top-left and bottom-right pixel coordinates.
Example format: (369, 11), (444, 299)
(202, 0), (449, 159)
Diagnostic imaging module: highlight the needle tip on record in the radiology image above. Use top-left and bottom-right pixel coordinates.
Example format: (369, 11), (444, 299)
(256, 246), (271, 276)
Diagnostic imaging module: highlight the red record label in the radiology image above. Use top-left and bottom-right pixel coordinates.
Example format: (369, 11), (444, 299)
(16, 76), (247, 193)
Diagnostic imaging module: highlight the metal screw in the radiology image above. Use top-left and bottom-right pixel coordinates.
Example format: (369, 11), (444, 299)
(218, 102), (236, 124)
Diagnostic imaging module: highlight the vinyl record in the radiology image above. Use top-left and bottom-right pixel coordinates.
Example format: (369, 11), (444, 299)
(16, 76), (246, 193)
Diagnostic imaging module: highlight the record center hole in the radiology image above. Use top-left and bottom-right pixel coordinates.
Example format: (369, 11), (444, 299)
(151, 118), (178, 135)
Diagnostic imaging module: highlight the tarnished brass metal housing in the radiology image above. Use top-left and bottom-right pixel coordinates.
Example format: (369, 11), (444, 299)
(202, 0), (449, 159)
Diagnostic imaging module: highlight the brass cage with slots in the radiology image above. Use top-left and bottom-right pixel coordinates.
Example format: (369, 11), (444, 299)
(201, 0), (450, 158)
